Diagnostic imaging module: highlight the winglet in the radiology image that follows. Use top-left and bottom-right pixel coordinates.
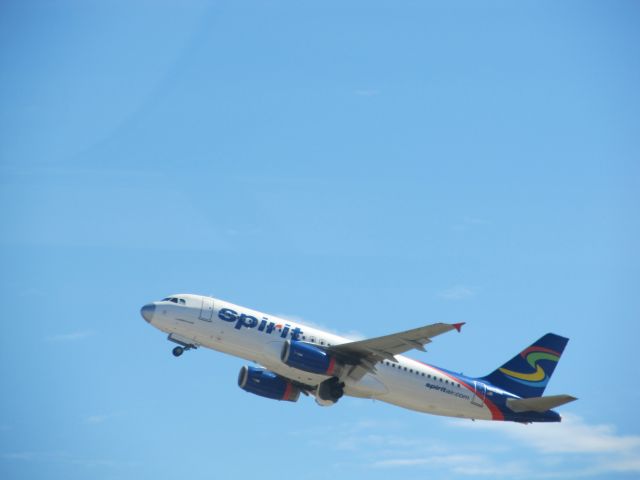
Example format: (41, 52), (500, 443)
(453, 322), (465, 332)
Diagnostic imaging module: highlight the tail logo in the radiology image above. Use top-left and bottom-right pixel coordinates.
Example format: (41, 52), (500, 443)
(498, 346), (560, 386)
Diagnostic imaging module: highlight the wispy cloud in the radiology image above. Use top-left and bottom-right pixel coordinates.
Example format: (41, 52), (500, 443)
(2, 452), (37, 461)
(83, 411), (122, 425)
(1, 450), (138, 469)
(373, 454), (482, 468)
(292, 419), (526, 476)
(437, 285), (477, 301)
(451, 413), (640, 476)
(84, 414), (108, 425)
(45, 330), (94, 342)
(452, 413), (640, 454)
(292, 414), (640, 478)
(373, 455), (525, 476)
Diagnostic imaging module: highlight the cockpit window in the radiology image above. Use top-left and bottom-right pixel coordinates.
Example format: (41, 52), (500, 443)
(161, 297), (184, 304)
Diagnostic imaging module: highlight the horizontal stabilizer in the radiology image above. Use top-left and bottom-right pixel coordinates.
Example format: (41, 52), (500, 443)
(506, 394), (577, 413)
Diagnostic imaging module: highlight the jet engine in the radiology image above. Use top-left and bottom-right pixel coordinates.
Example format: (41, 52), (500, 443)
(281, 340), (343, 376)
(238, 366), (301, 402)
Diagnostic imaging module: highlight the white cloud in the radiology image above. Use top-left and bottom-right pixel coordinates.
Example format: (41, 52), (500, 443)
(453, 413), (640, 455)
(46, 331), (94, 342)
(293, 414), (640, 478)
(373, 458), (431, 467)
(437, 285), (477, 301)
(372, 453), (526, 476)
(2, 452), (36, 461)
(83, 412), (122, 425)
(373, 454), (483, 468)
(84, 414), (108, 424)
(1, 450), (137, 469)
(451, 413), (640, 477)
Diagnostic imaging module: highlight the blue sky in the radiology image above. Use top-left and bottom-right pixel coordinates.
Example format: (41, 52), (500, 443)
(1, 1), (639, 479)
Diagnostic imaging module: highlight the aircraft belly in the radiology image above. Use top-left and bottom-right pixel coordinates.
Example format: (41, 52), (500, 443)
(344, 373), (389, 398)
(375, 370), (493, 420)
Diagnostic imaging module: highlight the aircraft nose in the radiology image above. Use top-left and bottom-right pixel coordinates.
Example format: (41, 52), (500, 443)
(140, 303), (156, 323)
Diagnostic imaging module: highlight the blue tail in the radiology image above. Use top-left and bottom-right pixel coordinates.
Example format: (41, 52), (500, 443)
(481, 333), (569, 398)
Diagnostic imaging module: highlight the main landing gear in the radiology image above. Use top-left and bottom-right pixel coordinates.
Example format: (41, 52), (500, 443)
(318, 377), (345, 402)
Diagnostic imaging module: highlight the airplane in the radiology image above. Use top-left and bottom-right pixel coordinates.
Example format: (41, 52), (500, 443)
(140, 294), (576, 423)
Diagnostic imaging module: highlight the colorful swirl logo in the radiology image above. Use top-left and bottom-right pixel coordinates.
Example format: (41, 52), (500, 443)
(499, 346), (560, 387)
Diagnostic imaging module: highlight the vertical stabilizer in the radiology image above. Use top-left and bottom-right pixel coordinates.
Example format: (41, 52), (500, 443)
(482, 333), (569, 398)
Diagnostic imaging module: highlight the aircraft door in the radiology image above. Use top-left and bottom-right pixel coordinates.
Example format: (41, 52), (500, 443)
(199, 296), (214, 321)
(471, 381), (487, 407)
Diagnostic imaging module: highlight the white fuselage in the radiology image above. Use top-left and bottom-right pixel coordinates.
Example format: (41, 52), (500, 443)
(144, 294), (494, 420)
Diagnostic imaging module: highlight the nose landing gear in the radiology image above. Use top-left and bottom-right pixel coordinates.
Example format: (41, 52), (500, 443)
(172, 346), (184, 357)
(171, 344), (196, 357)
(167, 333), (197, 357)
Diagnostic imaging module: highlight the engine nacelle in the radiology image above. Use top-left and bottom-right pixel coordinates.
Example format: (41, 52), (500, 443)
(281, 340), (342, 376)
(237, 366), (300, 402)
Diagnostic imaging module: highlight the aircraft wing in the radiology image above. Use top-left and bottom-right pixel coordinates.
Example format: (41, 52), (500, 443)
(328, 322), (464, 377)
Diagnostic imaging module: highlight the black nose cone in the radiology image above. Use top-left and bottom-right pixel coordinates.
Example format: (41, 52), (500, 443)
(140, 303), (156, 323)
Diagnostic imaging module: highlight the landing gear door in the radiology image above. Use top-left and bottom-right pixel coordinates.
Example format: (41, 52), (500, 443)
(199, 296), (214, 321)
(471, 381), (487, 407)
